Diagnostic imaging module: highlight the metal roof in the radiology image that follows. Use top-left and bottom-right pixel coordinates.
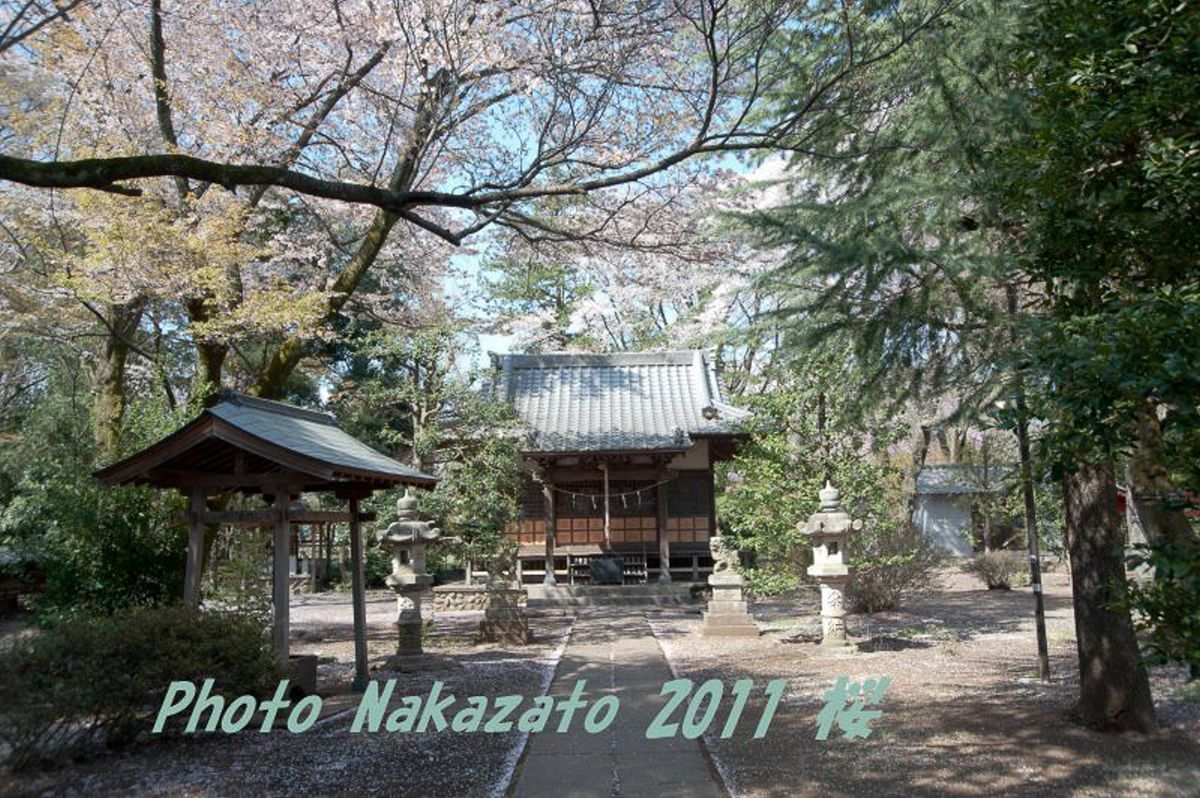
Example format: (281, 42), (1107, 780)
(915, 464), (1013, 495)
(493, 350), (750, 453)
(207, 394), (435, 482)
(95, 391), (436, 490)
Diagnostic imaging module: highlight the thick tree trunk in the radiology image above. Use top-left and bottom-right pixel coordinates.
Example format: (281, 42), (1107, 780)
(185, 297), (228, 403)
(1126, 404), (1197, 553)
(1062, 459), (1157, 732)
(93, 297), (147, 458)
(194, 340), (228, 402)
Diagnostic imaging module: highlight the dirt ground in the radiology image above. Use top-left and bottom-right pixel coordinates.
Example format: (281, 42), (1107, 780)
(649, 568), (1200, 798)
(2, 594), (573, 798)
(4, 573), (1198, 797)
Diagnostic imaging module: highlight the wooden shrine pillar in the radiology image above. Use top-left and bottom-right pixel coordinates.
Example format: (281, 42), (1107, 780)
(347, 495), (369, 692)
(657, 478), (671, 583)
(271, 488), (294, 665)
(543, 480), (557, 585)
(602, 462), (611, 548)
(184, 488), (206, 607)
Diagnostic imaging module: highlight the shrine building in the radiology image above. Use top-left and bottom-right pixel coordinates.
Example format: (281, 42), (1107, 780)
(491, 351), (750, 586)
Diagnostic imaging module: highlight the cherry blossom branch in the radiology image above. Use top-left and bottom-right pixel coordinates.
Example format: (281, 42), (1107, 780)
(0, 0), (87, 55)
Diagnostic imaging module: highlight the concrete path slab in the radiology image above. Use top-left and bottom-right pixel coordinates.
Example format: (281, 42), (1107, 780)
(510, 611), (725, 798)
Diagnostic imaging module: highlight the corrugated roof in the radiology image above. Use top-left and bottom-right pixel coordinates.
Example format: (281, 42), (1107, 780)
(494, 350), (750, 453)
(916, 464), (1013, 495)
(208, 393), (435, 483)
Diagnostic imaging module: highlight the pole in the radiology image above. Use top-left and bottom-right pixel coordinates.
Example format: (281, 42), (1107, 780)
(1008, 283), (1051, 681)
(271, 489), (291, 666)
(542, 478), (557, 585)
(602, 462), (611, 549)
(1017, 393), (1051, 681)
(348, 496), (369, 692)
(184, 488), (205, 607)
(657, 478), (671, 584)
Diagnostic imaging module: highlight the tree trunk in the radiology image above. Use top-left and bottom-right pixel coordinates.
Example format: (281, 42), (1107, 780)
(1126, 403), (1197, 553)
(905, 424), (932, 521)
(1062, 459), (1156, 732)
(250, 71), (456, 399)
(93, 297), (147, 458)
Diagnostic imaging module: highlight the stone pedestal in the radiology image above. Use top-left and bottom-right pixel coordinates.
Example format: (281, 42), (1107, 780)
(701, 535), (758, 637)
(390, 579), (430, 655)
(815, 578), (848, 645)
(477, 587), (532, 644)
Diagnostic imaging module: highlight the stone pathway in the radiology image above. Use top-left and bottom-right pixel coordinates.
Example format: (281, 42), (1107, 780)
(510, 611), (725, 798)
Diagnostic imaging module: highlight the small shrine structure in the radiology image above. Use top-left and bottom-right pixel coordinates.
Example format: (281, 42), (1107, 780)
(95, 391), (437, 689)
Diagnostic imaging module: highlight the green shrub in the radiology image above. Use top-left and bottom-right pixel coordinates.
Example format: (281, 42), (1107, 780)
(0, 605), (282, 769)
(717, 379), (940, 615)
(1, 390), (188, 621)
(744, 564), (802, 598)
(364, 546), (391, 589)
(965, 550), (1030, 590)
(1122, 543), (1200, 677)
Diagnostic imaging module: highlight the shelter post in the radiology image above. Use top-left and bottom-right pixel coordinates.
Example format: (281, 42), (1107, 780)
(271, 487), (294, 664)
(346, 493), (370, 691)
(657, 477), (671, 583)
(184, 488), (206, 607)
(542, 478), (556, 585)
(602, 462), (611, 548)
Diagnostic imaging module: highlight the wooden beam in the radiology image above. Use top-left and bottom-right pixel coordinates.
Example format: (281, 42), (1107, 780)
(152, 469), (304, 490)
(181, 509), (377, 526)
(541, 466), (667, 483)
(602, 462), (611, 549)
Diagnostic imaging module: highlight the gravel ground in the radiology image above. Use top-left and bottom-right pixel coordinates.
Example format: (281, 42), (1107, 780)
(2, 593), (573, 798)
(648, 568), (1200, 798)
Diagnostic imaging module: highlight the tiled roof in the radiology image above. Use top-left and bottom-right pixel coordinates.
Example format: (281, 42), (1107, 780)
(493, 351), (750, 453)
(208, 393), (436, 483)
(95, 391), (436, 488)
(916, 464), (1013, 495)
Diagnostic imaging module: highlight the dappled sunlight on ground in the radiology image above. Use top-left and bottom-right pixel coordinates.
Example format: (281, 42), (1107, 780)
(649, 568), (1200, 798)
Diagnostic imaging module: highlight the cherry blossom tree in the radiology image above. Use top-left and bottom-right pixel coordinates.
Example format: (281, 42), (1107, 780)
(1, 0), (955, 445)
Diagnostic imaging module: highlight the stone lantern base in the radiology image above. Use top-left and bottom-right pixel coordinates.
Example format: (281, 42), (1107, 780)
(700, 572), (759, 637)
(390, 581), (429, 656)
(477, 586), (532, 644)
(806, 564), (850, 647)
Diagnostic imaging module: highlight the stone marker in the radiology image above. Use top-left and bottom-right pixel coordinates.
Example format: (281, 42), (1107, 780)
(477, 544), (532, 644)
(380, 489), (440, 656)
(700, 534), (759, 637)
(796, 481), (861, 646)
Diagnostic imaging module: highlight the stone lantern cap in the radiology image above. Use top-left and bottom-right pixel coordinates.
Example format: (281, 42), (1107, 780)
(381, 488), (441, 545)
(795, 483), (863, 538)
(380, 488), (440, 589)
(796, 481), (860, 580)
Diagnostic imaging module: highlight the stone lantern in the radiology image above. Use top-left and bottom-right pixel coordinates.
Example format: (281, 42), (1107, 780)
(380, 488), (441, 655)
(796, 481), (862, 646)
